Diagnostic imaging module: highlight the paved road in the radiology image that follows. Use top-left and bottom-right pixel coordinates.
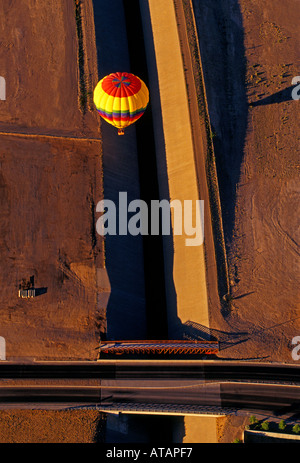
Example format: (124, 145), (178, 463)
(0, 361), (299, 413)
(0, 382), (298, 414)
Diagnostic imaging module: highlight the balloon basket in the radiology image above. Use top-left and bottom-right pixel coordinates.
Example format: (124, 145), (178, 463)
(118, 129), (125, 136)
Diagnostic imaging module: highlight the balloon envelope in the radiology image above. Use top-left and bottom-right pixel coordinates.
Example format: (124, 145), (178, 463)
(93, 72), (149, 134)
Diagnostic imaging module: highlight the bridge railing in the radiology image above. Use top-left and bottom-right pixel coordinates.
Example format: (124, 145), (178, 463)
(98, 340), (219, 355)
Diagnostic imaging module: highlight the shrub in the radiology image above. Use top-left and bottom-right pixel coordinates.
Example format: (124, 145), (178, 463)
(249, 415), (258, 425)
(292, 424), (300, 435)
(278, 420), (286, 432)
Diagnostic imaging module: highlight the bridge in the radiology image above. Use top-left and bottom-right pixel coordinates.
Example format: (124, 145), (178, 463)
(98, 340), (219, 356)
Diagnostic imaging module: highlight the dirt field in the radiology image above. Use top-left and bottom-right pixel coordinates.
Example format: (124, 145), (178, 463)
(0, 135), (104, 360)
(0, 0), (105, 360)
(193, 0), (300, 363)
(0, 409), (105, 443)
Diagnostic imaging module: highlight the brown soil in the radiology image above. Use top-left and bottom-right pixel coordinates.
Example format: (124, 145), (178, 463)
(0, 0), (98, 137)
(217, 414), (249, 443)
(0, 0), (104, 360)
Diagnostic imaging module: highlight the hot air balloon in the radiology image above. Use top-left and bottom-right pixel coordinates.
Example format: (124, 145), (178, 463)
(93, 72), (149, 135)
